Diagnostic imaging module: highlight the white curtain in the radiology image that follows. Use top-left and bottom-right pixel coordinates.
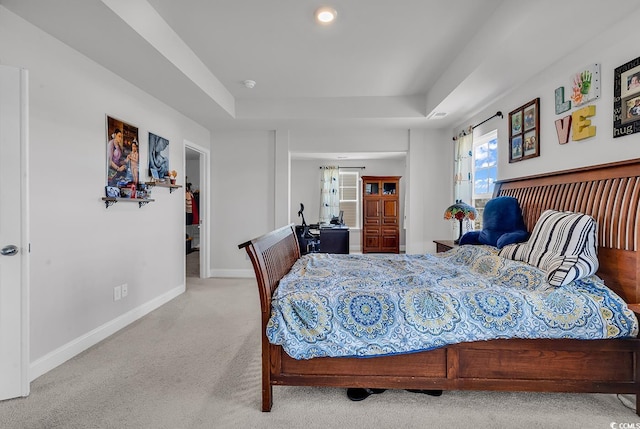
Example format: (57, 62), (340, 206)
(453, 130), (474, 237)
(454, 130), (473, 204)
(319, 166), (339, 224)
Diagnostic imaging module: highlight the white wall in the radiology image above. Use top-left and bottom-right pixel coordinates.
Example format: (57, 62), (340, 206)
(210, 130), (275, 276)
(289, 128), (410, 154)
(406, 129), (453, 253)
(455, 7), (640, 180)
(0, 7), (210, 374)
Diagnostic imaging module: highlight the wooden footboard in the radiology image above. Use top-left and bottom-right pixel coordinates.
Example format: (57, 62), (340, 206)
(239, 159), (640, 413)
(274, 338), (638, 393)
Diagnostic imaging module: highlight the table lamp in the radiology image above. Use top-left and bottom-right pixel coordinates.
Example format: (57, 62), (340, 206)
(443, 200), (477, 244)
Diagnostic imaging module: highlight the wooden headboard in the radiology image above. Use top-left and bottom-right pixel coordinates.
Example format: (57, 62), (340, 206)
(493, 158), (640, 304)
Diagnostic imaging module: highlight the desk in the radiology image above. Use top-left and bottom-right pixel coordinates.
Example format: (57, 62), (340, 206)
(296, 225), (349, 254)
(319, 227), (349, 254)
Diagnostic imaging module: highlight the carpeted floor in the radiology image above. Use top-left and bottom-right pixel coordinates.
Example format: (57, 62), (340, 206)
(0, 277), (637, 428)
(186, 249), (199, 278)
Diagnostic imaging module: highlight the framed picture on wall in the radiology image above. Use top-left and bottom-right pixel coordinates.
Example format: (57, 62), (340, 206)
(509, 98), (540, 163)
(614, 56), (640, 138)
(148, 132), (170, 180)
(106, 115), (139, 187)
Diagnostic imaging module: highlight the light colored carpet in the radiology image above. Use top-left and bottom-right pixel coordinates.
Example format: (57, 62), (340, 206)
(0, 277), (637, 428)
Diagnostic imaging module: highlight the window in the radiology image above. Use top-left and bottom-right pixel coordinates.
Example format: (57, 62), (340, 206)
(339, 171), (359, 228)
(472, 130), (498, 229)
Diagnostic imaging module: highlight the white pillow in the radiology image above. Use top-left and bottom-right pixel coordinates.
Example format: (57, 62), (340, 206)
(499, 209), (598, 286)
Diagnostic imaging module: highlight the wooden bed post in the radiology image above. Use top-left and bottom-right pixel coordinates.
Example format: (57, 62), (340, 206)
(260, 312), (273, 412)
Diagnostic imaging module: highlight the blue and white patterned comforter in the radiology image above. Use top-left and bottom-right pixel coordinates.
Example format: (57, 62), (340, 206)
(266, 245), (638, 359)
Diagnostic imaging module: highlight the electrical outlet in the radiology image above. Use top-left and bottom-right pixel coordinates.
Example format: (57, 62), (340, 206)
(114, 285), (122, 301)
(121, 283), (128, 298)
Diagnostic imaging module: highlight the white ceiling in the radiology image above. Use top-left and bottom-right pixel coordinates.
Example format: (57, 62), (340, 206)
(2, 0), (639, 134)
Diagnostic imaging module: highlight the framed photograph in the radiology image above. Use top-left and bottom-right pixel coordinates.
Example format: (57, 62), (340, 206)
(105, 186), (120, 198)
(622, 94), (640, 124)
(523, 103), (536, 131)
(509, 98), (540, 163)
(614, 56), (640, 138)
(511, 110), (523, 135)
(511, 135), (523, 160)
(621, 64), (640, 99)
(524, 130), (537, 156)
(148, 132), (170, 179)
(106, 115), (139, 187)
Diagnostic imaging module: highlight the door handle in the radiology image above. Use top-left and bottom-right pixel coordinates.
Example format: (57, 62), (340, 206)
(1, 245), (18, 256)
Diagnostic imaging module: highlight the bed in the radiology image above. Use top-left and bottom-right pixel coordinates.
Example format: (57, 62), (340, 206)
(238, 158), (640, 413)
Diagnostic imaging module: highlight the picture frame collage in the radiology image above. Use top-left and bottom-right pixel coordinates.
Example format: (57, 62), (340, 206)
(613, 55), (640, 138)
(508, 98), (540, 163)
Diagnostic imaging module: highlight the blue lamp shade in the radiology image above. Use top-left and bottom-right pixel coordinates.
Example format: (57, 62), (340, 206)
(443, 200), (477, 244)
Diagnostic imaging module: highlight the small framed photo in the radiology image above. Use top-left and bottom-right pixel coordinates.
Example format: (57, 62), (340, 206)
(524, 130), (538, 156)
(511, 110), (523, 135)
(509, 98), (540, 163)
(622, 94), (640, 124)
(621, 63), (640, 99)
(511, 135), (523, 160)
(105, 186), (120, 198)
(523, 104), (536, 131)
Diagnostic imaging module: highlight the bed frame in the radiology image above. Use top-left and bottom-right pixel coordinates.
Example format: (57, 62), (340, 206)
(239, 159), (640, 413)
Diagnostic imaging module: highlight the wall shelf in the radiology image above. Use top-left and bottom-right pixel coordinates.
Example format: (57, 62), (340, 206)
(102, 197), (155, 208)
(145, 181), (182, 193)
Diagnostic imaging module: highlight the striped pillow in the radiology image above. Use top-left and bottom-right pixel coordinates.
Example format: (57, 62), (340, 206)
(498, 210), (598, 287)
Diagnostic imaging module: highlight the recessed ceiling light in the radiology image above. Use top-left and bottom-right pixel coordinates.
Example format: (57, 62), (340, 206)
(243, 80), (256, 89)
(315, 6), (337, 24)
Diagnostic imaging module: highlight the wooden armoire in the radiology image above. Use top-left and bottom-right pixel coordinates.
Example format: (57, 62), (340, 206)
(361, 176), (400, 253)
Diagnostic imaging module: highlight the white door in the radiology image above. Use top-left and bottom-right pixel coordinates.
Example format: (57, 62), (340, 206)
(0, 65), (29, 400)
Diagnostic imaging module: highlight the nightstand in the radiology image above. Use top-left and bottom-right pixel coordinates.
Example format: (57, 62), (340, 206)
(433, 240), (457, 253)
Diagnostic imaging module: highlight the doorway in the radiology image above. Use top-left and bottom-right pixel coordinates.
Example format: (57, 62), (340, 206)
(184, 141), (210, 278)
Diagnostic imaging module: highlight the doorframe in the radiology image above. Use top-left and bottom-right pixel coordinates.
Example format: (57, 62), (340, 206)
(184, 140), (210, 278)
(19, 68), (30, 394)
(1, 66), (30, 397)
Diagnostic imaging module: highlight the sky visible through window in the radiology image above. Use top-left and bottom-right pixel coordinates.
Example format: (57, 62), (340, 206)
(473, 133), (497, 198)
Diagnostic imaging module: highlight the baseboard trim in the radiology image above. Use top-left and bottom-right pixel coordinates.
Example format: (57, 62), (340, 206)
(29, 283), (186, 381)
